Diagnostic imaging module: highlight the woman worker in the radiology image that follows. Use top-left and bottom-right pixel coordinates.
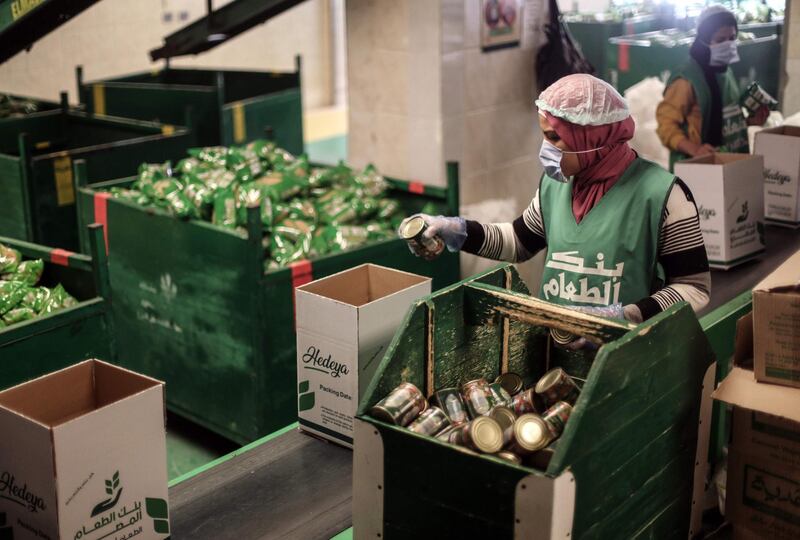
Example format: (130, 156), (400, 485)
(656, 5), (769, 170)
(404, 74), (710, 324)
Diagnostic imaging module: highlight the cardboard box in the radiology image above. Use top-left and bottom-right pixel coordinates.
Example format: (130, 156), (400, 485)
(0, 360), (170, 540)
(296, 264), (431, 447)
(675, 153), (765, 270)
(752, 250), (800, 388)
(713, 314), (800, 540)
(754, 126), (800, 228)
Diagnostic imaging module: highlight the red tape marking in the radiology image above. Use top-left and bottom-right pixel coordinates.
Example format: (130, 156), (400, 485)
(94, 192), (111, 253)
(409, 182), (425, 195)
(50, 248), (73, 267)
(290, 260), (314, 327)
(619, 43), (630, 73)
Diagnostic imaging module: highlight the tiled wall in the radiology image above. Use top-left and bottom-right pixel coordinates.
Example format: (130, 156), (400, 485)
(0, 0), (332, 109)
(347, 0), (546, 286)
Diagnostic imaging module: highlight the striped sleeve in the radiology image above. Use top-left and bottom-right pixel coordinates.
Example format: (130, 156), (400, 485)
(632, 179), (711, 322)
(461, 189), (547, 263)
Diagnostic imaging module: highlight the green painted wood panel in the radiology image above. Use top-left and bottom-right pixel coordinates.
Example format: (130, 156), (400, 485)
(220, 89), (303, 154)
(78, 165), (460, 444)
(357, 266), (714, 539)
(0, 154), (27, 240)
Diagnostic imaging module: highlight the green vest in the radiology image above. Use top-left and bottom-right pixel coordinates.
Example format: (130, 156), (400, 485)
(539, 158), (675, 307)
(667, 59), (749, 172)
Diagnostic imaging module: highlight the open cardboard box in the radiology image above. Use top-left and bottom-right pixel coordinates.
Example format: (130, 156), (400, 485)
(675, 153), (765, 270)
(713, 314), (800, 540)
(0, 360), (169, 540)
(754, 126), (800, 228)
(296, 264), (431, 447)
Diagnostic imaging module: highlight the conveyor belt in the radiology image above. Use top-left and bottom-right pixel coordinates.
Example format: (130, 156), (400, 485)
(700, 226), (800, 315)
(167, 225), (800, 539)
(168, 427), (352, 540)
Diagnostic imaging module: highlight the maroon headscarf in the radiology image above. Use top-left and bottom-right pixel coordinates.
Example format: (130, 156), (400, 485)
(544, 111), (637, 223)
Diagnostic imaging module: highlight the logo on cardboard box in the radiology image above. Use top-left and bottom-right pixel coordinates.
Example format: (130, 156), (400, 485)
(72, 471), (170, 540)
(699, 205), (717, 221)
(765, 169), (792, 186)
(743, 464), (800, 526)
(0, 471), (45, 513)
(301, 346), (349, 379)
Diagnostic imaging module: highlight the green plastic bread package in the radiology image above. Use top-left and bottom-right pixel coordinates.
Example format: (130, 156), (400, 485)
(106, 141), (411, 270)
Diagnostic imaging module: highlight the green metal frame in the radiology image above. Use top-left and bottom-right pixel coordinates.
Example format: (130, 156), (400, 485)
(0, 0), (99, 64)
(0, 100), (193, 251)
(607, 30), (781, 97)
(77, 59), (304, 153)
(0, 223), (114, 390)
(75, 162), (461, 444)
(356, 264), (713, 538)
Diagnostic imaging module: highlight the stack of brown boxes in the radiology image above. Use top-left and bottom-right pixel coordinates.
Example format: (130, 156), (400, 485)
(713, 250), (800, 539)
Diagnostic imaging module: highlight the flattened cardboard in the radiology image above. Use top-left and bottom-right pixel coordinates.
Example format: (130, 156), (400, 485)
(754, 126), (800, 228)
(752, 250), (800, 388)
(296, 264), (431, 447)
(675, 153), (765, 270)
(713, 314), (800, 539)
(0, 360), (170, 540)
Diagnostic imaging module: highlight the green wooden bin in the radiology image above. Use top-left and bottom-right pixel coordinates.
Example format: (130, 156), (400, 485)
(607, 30), (781, 97)
(74, 161), (461, 444)
(0, 101), (193, 251)
(0, 92), (60, 126)
(0, 224), (114, 391)
(77, 59), (304, 155)
(354, 264), (715, 539)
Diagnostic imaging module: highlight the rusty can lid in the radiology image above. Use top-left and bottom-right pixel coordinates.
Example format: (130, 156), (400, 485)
(535, 367), (565, 394)
(369, 405), (399, 425)
(495, 372), (524, 395)
(470, 417), (504, 454)
(399, 215), (426, 239)
(514, 414), (552, 452)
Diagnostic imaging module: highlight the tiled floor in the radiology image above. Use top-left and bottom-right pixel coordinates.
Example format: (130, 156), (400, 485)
(165, 106), (349, 481)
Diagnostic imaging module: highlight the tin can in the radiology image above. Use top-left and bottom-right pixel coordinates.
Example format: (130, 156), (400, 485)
(509, 414), (552, 455)
(431, 387), (470, 425)
(535, 367), (580, 407)
(740, 81), (778, 115)
(408, 406), (451, 436)
(450, 416), (504, 454)
(461, 378), (494, 418)
(435, 424), (457, 442)
(369, 382), (427, 427)
(488, 382), (512, 407)
(550, 327), (576, 346)
(398, 215), (445, 260)
(489, 405), (517, 446)
(495, 372), (524, 396)
(511, 388), (541, 416)
(528, 441), (559, 470)
(496, 450), (522, 465)
(542, 401), (573, 438)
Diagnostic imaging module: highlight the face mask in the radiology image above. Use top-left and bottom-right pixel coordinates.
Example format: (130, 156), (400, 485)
(539, 139), (606, 183)
(708, 40), (739, 66)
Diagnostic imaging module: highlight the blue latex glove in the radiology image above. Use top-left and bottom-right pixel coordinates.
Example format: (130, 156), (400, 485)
(399, 214), (467, 252)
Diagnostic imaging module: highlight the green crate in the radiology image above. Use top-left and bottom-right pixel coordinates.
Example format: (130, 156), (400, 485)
(77, 59), (304, 155)
(354, 264), (715, 539)
(608, 30), (781, 97)
(0, 92), (60, 126)
(0, 224), (114, 391)
(0, 103), (193, 251)
(75, 161), (461, 444)
(565, 15), (663, 81)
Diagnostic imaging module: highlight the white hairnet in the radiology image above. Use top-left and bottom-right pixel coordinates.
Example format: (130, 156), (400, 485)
(535, 74), (630, 126)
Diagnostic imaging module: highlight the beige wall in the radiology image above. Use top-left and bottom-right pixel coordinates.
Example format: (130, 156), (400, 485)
(0, 0), (332, 109)
(347, 0), (547, 287)
(784, 0), (800, 115)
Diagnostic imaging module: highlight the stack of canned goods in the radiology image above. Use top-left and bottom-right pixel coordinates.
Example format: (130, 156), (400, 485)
(368, 367), (583, 469)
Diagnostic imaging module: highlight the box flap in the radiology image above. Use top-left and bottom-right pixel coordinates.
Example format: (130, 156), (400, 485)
(712, 367), (800, 422)
(297, 264), (429, 308)
(677, 152), (759, 166)
(756, 125), (800, 138)
(753, 250), (800, 293)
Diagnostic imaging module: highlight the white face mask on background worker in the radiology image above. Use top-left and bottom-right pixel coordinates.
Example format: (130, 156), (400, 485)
(707, 39), (739, 66)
